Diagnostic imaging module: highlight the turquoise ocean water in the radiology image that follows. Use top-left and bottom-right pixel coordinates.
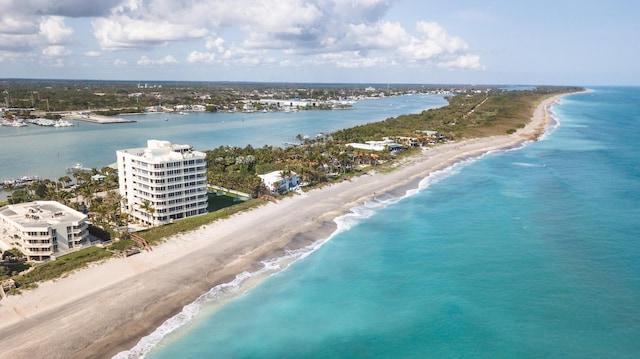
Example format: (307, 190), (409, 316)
(114, 87), (640, 359)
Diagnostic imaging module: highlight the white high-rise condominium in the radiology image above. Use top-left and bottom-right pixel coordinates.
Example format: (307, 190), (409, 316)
(117, 140), (208, 227)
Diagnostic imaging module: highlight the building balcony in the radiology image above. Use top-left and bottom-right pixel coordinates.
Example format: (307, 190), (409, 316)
(24, 248), (53, 255)
(25, 241), (53, 248)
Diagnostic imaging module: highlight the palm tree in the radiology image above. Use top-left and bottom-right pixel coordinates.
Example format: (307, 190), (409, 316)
(104, 190), (124, 224)
(55, 190), (72, 206)
(140, 199), (155, 227)
(79, 183), (95, 209)
(101, 166), (115, 176)
(58, 175), (72, 188)
(271, 181), (281, 193)
(94, 203), (108, 223)
(72, 172), (83, 186)
(119, 212), (130, 230)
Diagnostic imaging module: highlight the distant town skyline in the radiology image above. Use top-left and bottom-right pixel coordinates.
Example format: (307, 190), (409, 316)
(0, 0), (638, 86)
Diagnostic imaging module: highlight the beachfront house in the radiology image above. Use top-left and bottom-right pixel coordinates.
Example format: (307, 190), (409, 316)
(117, 140), (208, 227)
(346, 139), (403, 153)
(386, 136), (419, 148)
(415, 130), (444, 144)
(0, 201), (89, 261)
(258, 171), (300, 193)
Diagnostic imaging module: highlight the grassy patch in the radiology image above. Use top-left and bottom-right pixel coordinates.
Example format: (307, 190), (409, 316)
(207, 192), (243, 212)
(14, 247), (113, 290)
(107, 238), (135, 251)
(136, 199), (266, 245)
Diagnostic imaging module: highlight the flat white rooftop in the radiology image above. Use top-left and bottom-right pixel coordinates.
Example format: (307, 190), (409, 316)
(0, 201), (85, 229)
(117, 140), (205, 161)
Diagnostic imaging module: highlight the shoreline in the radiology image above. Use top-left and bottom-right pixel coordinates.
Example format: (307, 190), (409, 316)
(62, 113), (136, 124)
(0, 94), (565, 359)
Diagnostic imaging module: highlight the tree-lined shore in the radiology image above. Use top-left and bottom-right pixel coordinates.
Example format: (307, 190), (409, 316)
(0, 82), (582, 296)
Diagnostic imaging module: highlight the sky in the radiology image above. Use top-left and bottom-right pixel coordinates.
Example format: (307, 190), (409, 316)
(0, 0), (638, 85)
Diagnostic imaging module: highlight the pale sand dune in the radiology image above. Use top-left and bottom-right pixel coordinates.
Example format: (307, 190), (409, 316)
(0, 95), (561, 359)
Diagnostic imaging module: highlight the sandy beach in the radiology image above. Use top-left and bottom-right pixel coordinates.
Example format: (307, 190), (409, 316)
(0, 94), (561, 359)
(63, 113), (136, 124)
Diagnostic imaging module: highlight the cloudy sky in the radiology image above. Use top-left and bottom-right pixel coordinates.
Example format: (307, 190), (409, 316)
(0, 0), (638, 85)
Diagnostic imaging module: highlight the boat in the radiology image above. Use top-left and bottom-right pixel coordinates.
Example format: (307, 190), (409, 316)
(2, 175), (40, 189)
(66, 163), (92, 173)
(54, 119), (74, 127)
(29, 118), (55, 126)
(2, 119), (28, 127)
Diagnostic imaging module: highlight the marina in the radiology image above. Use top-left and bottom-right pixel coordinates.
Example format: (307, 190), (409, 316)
(1, 175), (40, 189)
(0, 94), (447, 190)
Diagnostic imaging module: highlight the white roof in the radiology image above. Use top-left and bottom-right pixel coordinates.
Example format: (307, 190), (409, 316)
(347, 139), (400, 151)
(258, 170), (298, 184)
(0, 201), (86, 229)
(117, 140), (205, 162)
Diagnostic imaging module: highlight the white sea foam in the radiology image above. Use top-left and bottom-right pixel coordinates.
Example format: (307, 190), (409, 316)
(415, 151), (500, 192)
(112, 268), (256, 359)
(113, 225), (346, 359)
(513, 162), (544, 168)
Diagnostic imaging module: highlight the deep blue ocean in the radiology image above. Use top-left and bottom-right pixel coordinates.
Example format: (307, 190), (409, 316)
(111, 87), (640, 358)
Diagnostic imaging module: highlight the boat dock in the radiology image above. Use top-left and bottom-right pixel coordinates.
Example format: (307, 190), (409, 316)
(63, 113), (136, 124)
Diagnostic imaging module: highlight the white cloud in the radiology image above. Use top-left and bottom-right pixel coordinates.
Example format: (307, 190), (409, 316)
(187, 51), (216, 64)
(4, 0), (120, 17)
(205, 37), (225, 52)
(42, 45), (71, 57)
(113, 58), (127, 66)
(0, 0), (482, 75)
(137, 55), (178, 66)
(332, 0), (396, 22)
(93, 16), (209, 50)
(39, 16), (74, 44)
(0, 33), (40, 52)
(0, 14), (73, 54)
(346, 21), (410, 50)
(397, 22), (472, 64)
(437, 54), (482, 70)
(0, 15), (38, 35)
(0, 51), (27, 63)
(316, 52), (383, 68)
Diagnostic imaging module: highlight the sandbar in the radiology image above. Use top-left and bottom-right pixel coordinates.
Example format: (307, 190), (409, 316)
(63, 113), (136, 124)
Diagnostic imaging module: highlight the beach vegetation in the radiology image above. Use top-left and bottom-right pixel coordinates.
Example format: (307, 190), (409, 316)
(11, 247), (112, 291)
(1, 261), (31, 279)
(94, 108), (143, 116)
(107, 238), (135, 251)
(135, 199), (266, 246)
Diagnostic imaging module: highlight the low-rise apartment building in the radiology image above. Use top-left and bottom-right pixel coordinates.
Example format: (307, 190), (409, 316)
(0, 201), (89, 261)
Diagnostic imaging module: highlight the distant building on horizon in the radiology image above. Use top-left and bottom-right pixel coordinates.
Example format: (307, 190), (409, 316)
(0, 201), (89, 261)
(116, 140), (208, 227)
